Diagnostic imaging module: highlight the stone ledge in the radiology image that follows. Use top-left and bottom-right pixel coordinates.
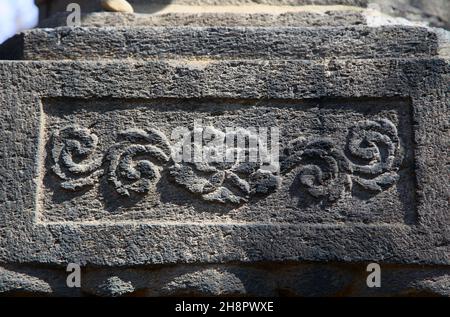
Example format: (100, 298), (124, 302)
(37, 0), (370, 17)
(1, 263), (448, 296)
(0, 26), (438, 60)
(38, 10), (368, 28)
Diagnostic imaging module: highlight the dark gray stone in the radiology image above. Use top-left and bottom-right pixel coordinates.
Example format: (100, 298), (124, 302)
(0, 3), (448, 296)
(0, 263), (448, 296)
(0, 26), (439, 61)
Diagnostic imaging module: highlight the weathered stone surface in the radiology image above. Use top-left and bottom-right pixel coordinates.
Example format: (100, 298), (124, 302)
(0, 263), (448, 296)
(0, 3), (449, 296)
(38, 0), (370, 16)
(0, 26), (439, 60)
(38, 98), (413, 223)
(0, 53), (448, 257)
(38, 10), (368, 28)
(36, 0), (449, 29)
(0, 267), (52, 295)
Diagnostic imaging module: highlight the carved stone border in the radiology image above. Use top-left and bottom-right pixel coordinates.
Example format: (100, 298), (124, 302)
(0, 58), (448, 266)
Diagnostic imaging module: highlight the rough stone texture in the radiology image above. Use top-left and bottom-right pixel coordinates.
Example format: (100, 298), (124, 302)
(36, 0), (449, 29)
(0, 26), (440, 60)
(38, 10), (369, 28)
(38, 0), (370, 15)
(0, 3), (449, 296)
(0, 263), (448, 296)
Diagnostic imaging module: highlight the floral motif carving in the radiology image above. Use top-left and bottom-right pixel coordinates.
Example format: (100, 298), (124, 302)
(49, 118), (402, 203)
(169, 127), (280, 204)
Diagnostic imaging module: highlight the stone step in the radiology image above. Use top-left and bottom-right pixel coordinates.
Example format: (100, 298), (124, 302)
(0, 26), (438, 60)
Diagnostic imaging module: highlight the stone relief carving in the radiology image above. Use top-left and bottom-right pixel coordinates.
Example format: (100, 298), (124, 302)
(48, 119), (403, 203)
(169, 127), (280, 204)
(345, 119), (402, 192)
(51, 125), (103, 190)
(280, 119), (403, 201)
(281, 138), (352, 201)
(105, 128), (171, 197)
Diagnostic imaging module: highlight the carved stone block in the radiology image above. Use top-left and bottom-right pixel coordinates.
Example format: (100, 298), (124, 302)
(0, 14), (448, 296)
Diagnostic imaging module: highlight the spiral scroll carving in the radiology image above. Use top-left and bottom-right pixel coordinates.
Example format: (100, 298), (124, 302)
(51, 125), (103, 190)
(105, 128), (171, 197)
(281, 118), (403, 200)
(346, 119), (402, 192)
(49, 117), (402, 203)
(281, 138), (351, 201)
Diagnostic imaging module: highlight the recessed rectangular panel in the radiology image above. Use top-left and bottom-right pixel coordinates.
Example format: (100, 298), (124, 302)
(38, 98), (416, 225)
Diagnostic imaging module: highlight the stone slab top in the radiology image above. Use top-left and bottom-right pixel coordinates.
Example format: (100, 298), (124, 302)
(38, 6), (368, 28)
(39, 0), (370, 13)
(0, 25), (440, 61)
